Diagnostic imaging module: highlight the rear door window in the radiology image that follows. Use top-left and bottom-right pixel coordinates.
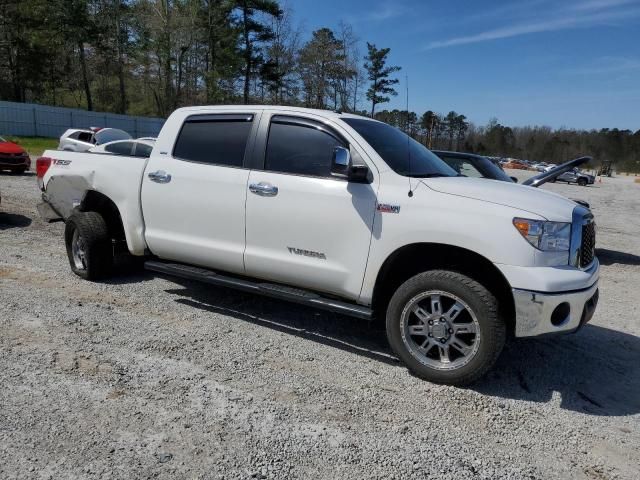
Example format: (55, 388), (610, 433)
(173, 114), (254, 167)
(77, 132), (93, 143)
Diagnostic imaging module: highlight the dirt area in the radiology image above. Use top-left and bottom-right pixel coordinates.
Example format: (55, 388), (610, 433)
(1, 170), (639, 479)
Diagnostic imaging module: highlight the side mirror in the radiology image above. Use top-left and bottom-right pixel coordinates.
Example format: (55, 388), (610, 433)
(332, 146), (371, 183)
(510, 176), (518, 183)
(332, 146), (350, 175)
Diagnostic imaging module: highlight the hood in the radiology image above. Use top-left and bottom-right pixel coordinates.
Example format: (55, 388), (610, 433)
(522, 156), (590, 187)
(94, 128), (131, 145)
(425, 176), (577, 222)
(0, 140), (26, 155)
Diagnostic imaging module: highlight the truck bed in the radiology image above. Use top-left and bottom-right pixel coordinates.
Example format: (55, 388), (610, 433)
(41, 149), (150, 255)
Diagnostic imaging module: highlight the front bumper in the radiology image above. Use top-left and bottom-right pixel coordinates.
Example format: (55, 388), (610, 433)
(0, 156), (30, 169)
(513, 281), (599, 337)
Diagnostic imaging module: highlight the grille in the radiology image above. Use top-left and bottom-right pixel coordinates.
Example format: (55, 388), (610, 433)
(580, 221), (596, 267)
(0, 153), (27, 165)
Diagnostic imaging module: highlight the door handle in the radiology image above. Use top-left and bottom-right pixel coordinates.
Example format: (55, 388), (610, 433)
(249, 182), (278, 197)
(148, 170), (172, 183)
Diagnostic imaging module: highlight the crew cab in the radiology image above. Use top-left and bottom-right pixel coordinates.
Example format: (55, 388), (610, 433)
(36, 106), (600, 385)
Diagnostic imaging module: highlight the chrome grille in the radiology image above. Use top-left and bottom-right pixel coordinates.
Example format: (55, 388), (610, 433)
(580, 221), (596, 268)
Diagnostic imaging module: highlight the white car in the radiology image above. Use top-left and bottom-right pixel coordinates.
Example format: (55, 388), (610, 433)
(36, 106), (599, 386)
(58, 128), (132, 152)
(89, 138), (156, 158)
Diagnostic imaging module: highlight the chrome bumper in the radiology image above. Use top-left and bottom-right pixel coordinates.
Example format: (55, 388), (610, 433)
(513, 281), (599, 337)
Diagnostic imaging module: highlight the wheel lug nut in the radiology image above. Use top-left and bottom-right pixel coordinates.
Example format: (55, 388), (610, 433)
(449, 329), (453, 334)
(440, 338), (446, 343)
(428, 333), (433, 337)
(428, 320), (433, 325)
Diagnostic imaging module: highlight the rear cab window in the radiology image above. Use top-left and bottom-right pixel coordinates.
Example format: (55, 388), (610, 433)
(173, 114), (254, 167)
(105, 141), (135, 156)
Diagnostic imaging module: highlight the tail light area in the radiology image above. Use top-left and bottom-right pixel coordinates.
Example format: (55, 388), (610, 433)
(36, 156), (53, 190)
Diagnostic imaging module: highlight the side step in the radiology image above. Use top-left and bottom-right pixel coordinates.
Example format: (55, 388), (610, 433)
(144, 260), (372, 320)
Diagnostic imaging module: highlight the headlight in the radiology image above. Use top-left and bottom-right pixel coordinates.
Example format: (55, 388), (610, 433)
(513, 218), (571, 251)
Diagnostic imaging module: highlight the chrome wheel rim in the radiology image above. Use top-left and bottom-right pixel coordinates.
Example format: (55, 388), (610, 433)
(400, 290), (481, 371)
(71, 230), (87, 271)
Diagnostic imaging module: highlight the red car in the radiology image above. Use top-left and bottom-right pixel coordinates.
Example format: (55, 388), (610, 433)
(0, 136), (31, 173)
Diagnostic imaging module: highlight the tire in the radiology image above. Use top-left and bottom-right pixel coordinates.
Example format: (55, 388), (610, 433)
(64, 211), (113, 280)
(386, 270), (505, 386)
(577, 178), (587, 187)
(13, 167), (27, 174)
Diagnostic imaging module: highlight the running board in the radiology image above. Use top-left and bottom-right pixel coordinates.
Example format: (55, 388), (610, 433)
(144, 260), (372, 320)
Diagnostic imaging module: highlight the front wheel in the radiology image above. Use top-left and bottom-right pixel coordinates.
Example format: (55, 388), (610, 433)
(64, 211), (114, 280)
(386, 270), (505, 386)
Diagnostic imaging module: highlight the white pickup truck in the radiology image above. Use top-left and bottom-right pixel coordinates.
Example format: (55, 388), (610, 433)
(37, 106), (599, 385)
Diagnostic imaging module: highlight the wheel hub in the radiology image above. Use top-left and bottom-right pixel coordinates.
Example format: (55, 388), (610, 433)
(430, 320), (449, 340)
(400, 290), (481, 371)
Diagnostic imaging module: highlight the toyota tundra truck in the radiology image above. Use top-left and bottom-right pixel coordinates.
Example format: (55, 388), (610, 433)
(36, 106), (599, 385)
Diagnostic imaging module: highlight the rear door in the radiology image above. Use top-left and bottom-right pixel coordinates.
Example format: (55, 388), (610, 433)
(141, 112), (259, 275)
(244, 114), (377, 300)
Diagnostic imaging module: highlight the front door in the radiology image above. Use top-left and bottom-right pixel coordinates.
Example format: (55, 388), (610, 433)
(142, 113), (257, 275)
(244, 114), (377, 300)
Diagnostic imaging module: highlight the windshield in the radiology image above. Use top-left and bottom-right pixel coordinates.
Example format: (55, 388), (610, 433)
(342, 118), (457, 178)
(0, 136), (6, 143)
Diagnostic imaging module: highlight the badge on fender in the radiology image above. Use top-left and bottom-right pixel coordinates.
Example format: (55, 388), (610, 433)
(377, 203), (400, 214)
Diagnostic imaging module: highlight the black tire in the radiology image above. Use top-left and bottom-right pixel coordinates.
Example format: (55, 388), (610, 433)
(386, 270), (505, 386)
(577, 178), (587, 187)
(12, 167), (27, 174)
(64, 211), (113, 280)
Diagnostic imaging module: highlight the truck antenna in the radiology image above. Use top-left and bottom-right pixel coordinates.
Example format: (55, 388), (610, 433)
(406, 75), (413, 197)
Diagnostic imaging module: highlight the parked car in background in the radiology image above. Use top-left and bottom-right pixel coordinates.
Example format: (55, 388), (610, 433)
(553, 168), (595, 186)
(503, 159), (528, 170)
(89, 138), (156, 158)
(58, 127), (131, 152)
(434, 151), (591, 208)
(432, 150), (517, 183)
(0, 136), (31, 173)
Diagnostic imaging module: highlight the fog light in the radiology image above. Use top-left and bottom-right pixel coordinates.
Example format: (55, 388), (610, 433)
(551, 302), (570, 326)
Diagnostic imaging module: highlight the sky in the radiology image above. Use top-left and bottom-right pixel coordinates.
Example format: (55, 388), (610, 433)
(291, 0), (640, 130)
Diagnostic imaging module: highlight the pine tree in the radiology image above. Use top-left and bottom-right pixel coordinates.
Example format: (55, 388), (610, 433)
(364, 42), (400, 117)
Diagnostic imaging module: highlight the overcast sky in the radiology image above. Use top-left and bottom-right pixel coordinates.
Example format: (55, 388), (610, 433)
(293, 0), (640, 130)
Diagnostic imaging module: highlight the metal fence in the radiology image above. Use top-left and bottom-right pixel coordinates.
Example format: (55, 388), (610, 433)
(0, 101), (165, 139)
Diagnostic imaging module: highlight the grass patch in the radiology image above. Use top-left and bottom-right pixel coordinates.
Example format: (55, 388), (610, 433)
(2, 136), (58, 156)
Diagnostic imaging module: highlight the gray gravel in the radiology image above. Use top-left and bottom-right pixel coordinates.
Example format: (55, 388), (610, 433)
(1, 170), (639, 479)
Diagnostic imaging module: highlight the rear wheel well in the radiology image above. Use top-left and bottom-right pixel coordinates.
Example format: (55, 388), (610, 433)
(79, 191), (125, 242)
(372, 243), (515, 334)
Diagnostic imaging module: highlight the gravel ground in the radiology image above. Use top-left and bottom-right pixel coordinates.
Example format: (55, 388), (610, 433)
(1, 170), (639, 479)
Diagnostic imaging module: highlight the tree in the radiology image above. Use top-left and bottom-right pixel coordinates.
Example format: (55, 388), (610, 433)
(364, 42), (400, 117)
(420, 110), (438, 148)
(455, 114), (468, 151)
(298, 28), (344, 109)
(235, 0), (281, 104)
(444, 111), (458, 150)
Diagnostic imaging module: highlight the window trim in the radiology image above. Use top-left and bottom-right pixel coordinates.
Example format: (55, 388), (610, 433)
(171, 113), (257, 169)
(261, 115), (350, 181)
